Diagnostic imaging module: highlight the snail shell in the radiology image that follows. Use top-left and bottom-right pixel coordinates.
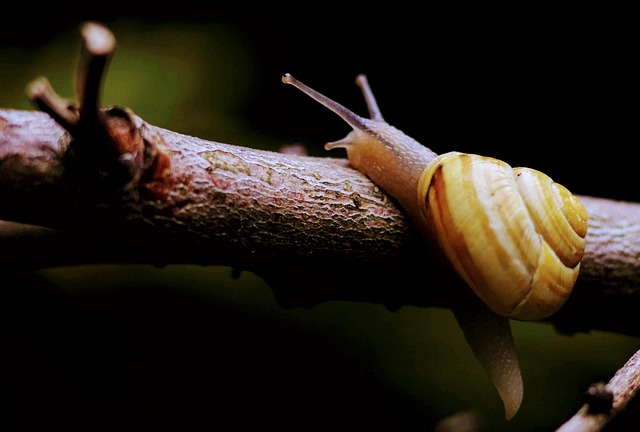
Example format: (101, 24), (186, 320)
(418, 152), (588, 320)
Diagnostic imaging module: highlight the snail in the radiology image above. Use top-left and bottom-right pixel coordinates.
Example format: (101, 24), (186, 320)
(282, 73), (588, 419)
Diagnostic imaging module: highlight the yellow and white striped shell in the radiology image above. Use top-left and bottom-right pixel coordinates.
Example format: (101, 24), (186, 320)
(417, 152), (588, 320)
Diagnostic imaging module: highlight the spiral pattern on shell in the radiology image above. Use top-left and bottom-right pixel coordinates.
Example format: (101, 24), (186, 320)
(417, 152), (588, 320)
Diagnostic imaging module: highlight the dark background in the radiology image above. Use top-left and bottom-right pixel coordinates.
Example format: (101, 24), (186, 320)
(1, 3), (638, 431)
(1, 2), (637, 201)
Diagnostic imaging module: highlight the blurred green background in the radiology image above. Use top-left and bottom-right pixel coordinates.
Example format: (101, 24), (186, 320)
(1, 3), (638, 431)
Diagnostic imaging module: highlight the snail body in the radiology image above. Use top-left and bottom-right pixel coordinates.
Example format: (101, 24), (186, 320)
(282, 73), (588, 419)
(282, 73), (588, 321)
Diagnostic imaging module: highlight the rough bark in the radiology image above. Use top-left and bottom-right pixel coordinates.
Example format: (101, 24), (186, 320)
(2, 108), (640, 339)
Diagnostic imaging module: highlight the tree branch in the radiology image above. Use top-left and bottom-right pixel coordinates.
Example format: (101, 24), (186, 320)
(556, 348), (640, 431)
(0, 106), (425, 303)
(2, 106), (640, 334)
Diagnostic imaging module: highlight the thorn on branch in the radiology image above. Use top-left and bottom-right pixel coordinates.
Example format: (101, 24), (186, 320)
(26, 77), (80, 134)
(77, 21), (116, 127)
(24, 21), (171, 190)
(583, 382), (614, 415)
(279, 143), (309, 156)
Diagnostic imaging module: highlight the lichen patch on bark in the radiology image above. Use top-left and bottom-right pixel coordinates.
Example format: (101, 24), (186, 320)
(200, 150), (252, 176)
